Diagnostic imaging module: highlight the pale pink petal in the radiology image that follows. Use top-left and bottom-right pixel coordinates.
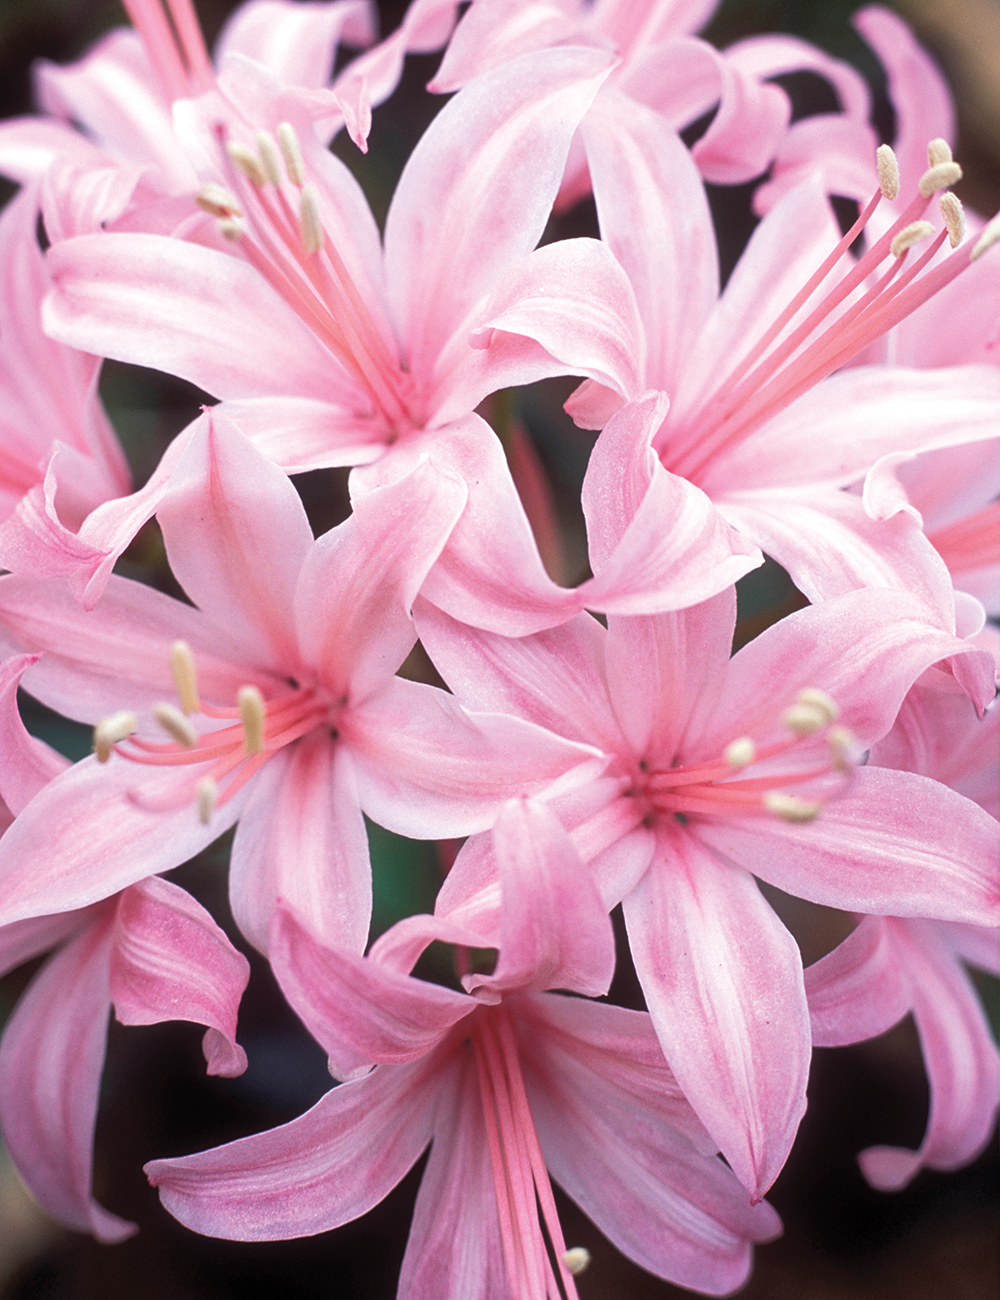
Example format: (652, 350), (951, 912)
(228, 737), (371, 955)
(215, 396), (388, 472)
(0, 912), (86, 980)
(0, 909), (135, 1242)
(688, 46), (790, 185)
(694, 767), (1000, 926)
(0, 117), (106, 184)
(0, 653), (68, 815)
(429, 0), (579, 93)
(217, 0), (376, 89)
(724, 32), (872, 120)
(623, 825), (810, 1198)
(146, 1052), (446, 1239)
(805, 916), (910, 1046)
(109, 876), (250, 1077)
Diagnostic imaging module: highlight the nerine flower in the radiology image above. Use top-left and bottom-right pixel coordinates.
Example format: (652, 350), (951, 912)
(146, 799), (782, 1297)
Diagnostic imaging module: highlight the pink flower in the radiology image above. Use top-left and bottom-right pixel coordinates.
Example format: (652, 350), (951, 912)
(416, 587), (998, 1197)
(0, 653), (249, 1242)
(146, 799), (781, 1297)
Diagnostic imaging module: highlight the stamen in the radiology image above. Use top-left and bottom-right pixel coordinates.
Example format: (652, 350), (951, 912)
(890, 220), (935, 258)
(299, 185), (324, 256)
(782, 689), (839, 734)
(94, 711), (138, 762)
(196, 776), (217, 824)
(562, 1247), (591, 1275)
(170, 640), (201, 714)
(238, 685), (266, 754)
(277, 122), (306, 186)
(827, 725), (858, 773)
(939, 193), (965, 247)
(256, 131), (283, 187)
(153, 703), (198, 747)
(219, 219), (242, 241)
(764, 792), (822, 823)
(796, 688), (839, 723)
(927, 138), (953, 168)
(723, 737), (756, 769)
(876, 144), (900, 201)
(227, 141), (267, 188)
(196, 183), (243, 219)
(972, 214), (1000, 260)
(918, 160), (962, 198)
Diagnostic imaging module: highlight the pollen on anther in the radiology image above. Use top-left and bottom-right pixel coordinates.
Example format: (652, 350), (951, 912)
(827, 725), (857, 772)
(154, 703), (198, 748)
(94, 710), (138, 763)
(927, 139), (953, 168)
(196, 182), (243, 219)
(939, 193), (965, 248)
(764, 792), (822, 823)
(796, 689), (839, 723)
(891, 220), (935, 258)
(299, 185), (323, 256)
(971, 214), (1000, 261)
(256, 131), (283, 187)
(876, 144), (900, 201)
(238, 686), (266, 755)
(562, 1247), (591, 1276)
(171, 641), (201, 714)
(227, 140), (267, 188)
(197, 777), (217, 825)
(277, 121), (306, 186)
(724, 737), (756, 769)
(918, 160), (962, 198)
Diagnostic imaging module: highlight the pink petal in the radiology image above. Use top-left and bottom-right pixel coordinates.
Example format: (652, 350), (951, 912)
(805, 916), (910, 1047)
(217, 0), (376, 89)
(0, 653), (68, 815)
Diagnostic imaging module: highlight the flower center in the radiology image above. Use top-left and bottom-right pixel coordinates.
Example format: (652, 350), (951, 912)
(660, 140), (1000, 481)
(641, 688), (857, 824)
(93, 640), (335, 822)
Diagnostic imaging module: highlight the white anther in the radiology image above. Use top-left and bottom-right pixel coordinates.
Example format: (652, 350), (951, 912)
(875, 144), (900, 201)
(256, 131), (283, 186)
(218, 219), (242, 242)
(827, 725), (858, 773)
(154, 702), (198, 747)
(277, 121), (306, 185)
(197, 777), (217, 825)
(196, 183), (243, 219)
(782, 704), (828, 735)
(226, 140), (267, 187)
(764, 792), (822, 823)
(94, 710), (138, 763)
(918, 160), (962, 198)
(971, 214), (1000, 261)
(562, 1247), (591, 1276)
(795, 689), (839, 724)
(939, 192), (965, 248)
(238, 685), (266, 755)
(299, 184), (323, 256)
(891, 220), (935, 258)
(724, 737), (756, 770)
(927, 138), (953, 168)
(171, 641), (201, 714)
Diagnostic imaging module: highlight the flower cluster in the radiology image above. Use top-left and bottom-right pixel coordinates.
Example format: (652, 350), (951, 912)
(0, 1), (997, 1296)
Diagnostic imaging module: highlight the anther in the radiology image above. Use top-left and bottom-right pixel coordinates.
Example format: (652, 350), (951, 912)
(764, 792), (822, 823)
(226, 140), (267, 187)
(723, 737), (756, 769)
(971, 214), (1000, 261)
(782, 689), (838, 735)
(796, 689), (839, 723)
(196, 182), (243, 219)
(927, 139), (953, 168)
(218, 219), (242, 241)
(827, 725), (858, 772)
(890, 220), (935, 258)
(256, 131), (283, 187)
(153, 703), (198, 748)
(299, 185), (323, 256)
(277, 121), (306, 186)
(875, 144), (900, 201)
(171, 641), (201, 714)
(238, 685), (266, 754)
(562, 1247), (591, 1276)
(939, 193), (965, 248)
(197, 777), (217, 825)
(94, 710), (138, 763)
(918, 160), (962, 198)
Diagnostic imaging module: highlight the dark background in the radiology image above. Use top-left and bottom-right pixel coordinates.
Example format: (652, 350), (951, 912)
(0, 1), (997, 1296)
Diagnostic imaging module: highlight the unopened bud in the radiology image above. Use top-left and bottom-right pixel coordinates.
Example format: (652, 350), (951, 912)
(238, 685), (266, 754)
(764, 792), (822, 823)
(94, 710), (138, 762)
(196, 183), (242, 219)
(723, 737), (756, 770)
(971, 213), (1000, 261)
(277, 121), (306, 186)
(562, 1247), (591, 1276)
(927, 138), (953, 168)
(939, 192), (965, 248)
(197, 777), (217, 825)
(918, 160), (962, 198)
(876, 144), (899, 201)
(227, 140), (267, 187)
(299, 185), (323, 256)
(891, 220), (935, 259)
(154, 702), (198, 747)
(256, 131), (283, 186)
(171, 641), (201, 714)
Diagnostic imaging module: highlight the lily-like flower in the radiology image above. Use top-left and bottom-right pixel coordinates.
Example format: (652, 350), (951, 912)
(146, 799), (782, 1297)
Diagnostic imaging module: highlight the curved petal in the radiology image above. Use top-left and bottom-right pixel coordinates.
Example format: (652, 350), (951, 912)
(0, 653), (68, 815)
(805, 916), (910, 1047)
(217, 0), (376, 89)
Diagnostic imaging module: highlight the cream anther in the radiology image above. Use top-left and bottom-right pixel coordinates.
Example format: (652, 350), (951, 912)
(827, 725), (857, 773)
(197, 777), (217, 825)
(723, 737), (756, 769)
(299, 185), (323, 256)
(795, 689), (839, 724)
(277, 121), (305, 186)
(890, 221), (935, 258)
(939, 193), (965, 248)
(219, 219), (242, 241)
(875, 144), (900, 201)
(782, 703), (827, 734)
(153, 703), (198, 748)
(764, 792), (822, 823)
(562, 1247), (591, 1276)
(94, 710), (138, 763)
(226, 140), (267, 187)
(256, 131), (283, 187)
(927, 139), (953, 168)
(918, 160), (962, 198)
(238, 685), (266, 754)
(170, 640), (201, 714)
(196, 183), (242, 219)
(971, 214), (1000, 260)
